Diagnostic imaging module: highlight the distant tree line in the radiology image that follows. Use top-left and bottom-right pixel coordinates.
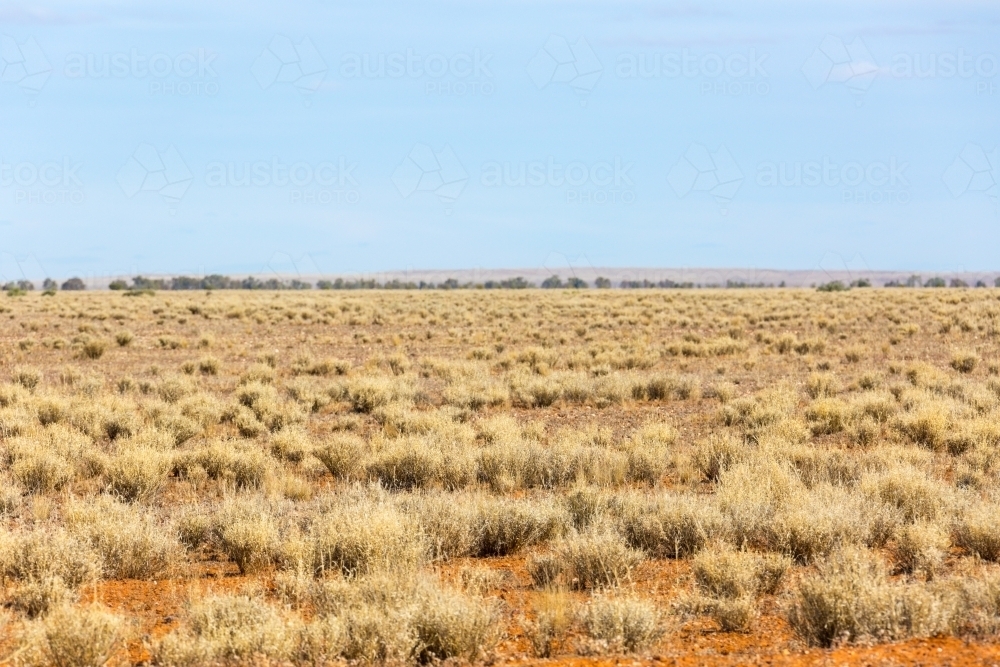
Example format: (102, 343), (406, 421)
(3, 273), (999, 294)
(881, 276), (999, 289)
(2, 277), (86, 294)
(110, 275), (315, 291)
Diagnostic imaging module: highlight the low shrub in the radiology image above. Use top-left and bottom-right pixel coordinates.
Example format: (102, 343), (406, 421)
(313, 434), (367, 481)
(616, 492), (722, 558)
(307, 502), (425, 577)
(65, 498), (181, 579)
(954, 503), (1000, 561)
(692, 546), (790, 598)
(531, 532), (643, 590)
(787, 547), (953, 647)
(893, 521), (949, 578)
(41, 605), (122, 667)
(103, 448), (170, 502)
(578, 595), (662, 654)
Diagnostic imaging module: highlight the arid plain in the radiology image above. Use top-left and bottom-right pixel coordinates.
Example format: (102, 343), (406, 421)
(2, 287), (1000, 666)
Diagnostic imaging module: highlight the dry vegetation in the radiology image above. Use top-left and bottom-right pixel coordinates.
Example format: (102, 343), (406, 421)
(1, 287), (1000, 665)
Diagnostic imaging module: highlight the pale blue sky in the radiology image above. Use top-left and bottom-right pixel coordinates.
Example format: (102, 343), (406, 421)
(0, 0), (997, 280)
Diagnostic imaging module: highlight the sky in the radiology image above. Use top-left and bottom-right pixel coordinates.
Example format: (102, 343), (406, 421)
(0, 0), (998, 281)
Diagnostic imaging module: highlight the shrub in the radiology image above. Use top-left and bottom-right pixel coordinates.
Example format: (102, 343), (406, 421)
(103, 448), (170, 502)
(533, 532), (644, 590)
(366, 437), (447, 490)
(787, 547), (953, 646)
(527, 552), (564, 589)
(693, 434), (744, 482)
(177, 511), (212, 550)
(197, 356), (220, 375)
(8, 576), (76, 618)
(307, 503), (425, 577)
(719, 389), (794, 442)
(715, 458), (799, 549)
(344, 376), (413, 413)
(578, 596), (662, 654)
(806, 373), (838, 398)
(0, 530), (100, 618)
(893, 521), (949, 577)
(41, 605), (122, 667)
(768, 485), (893, 563)
(12, 451), (73, 493)
(154, 594), (296, 666)
(181, 441), (270, 490)
(322, 575), (422, 663)
(523, 590), (573, 657)
(679, 593), (759, 632)
(399, 494), (477, 561)
(470, 496), (567, 557)
(692, 546), (790, 598)
(313, 433), (368, 480)
(13, 367), (42, 390)
(0, 529), (99, 590)
(954, 503), (1000, 561)
(269, 428), (311, 463)
(226, 448), (270, 489)
(411, 586), (500, 663)
(805, 398), (849, 435)
(81, 339), (108, 360)
(114, 331), (133, 347)
(616, 492), (722, 558)
(219, 515), (279, 574)
(239, 363), (275, 385)
(844, 346), (864, 363)
(951, 351), (979, 374)
(65, 498), (181, 579)
(897, 405), (949, 450)
(862, 466), (951, 522)
(709, 596), (759, 632)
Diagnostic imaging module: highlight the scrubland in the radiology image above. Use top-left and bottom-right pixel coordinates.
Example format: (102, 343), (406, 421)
(1, 287), (1000, 665)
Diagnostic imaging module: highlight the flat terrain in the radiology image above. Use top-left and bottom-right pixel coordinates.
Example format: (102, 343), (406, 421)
(2, 288), (1000, 666)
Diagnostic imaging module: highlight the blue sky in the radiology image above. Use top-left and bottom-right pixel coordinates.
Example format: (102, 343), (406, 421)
(0, 0), (998, 280)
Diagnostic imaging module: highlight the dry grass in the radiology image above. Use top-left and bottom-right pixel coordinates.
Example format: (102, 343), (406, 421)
(1, 288), (1000, 662)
